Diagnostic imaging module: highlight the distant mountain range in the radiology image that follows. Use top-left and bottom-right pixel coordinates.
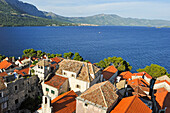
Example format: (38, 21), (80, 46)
(1, 0), (170, 27)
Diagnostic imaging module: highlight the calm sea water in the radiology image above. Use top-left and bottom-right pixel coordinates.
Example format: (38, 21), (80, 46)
(0, 26), (169, 73)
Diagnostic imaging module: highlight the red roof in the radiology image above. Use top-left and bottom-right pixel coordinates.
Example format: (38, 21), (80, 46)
(39, 90), (78, 113)
(128, 78), (149, 87)
(102, 65), (118, 80)
(155, 80), (170, 85)
(44, 75), (68, 89)
(0, 60), (12, 70)
(15, 68), (30, 76)
(119, 71), (133, 80)
(51, 57), (61, 63)
(111, 96), (152, 113)
(155, 88), (170, 112)
(132, 72), (152, 79)
(18, 57), (29, 64)
(0, 72), (8, 77)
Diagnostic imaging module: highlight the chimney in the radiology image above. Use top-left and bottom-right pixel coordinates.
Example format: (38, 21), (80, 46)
(12, 57), (15, 62)
(149, 78), (158, 113)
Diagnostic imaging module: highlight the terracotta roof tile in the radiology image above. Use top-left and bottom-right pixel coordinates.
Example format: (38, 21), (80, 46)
(79, 81), (118, 108)
(157, 75), (170, 83)
(102, 65), (118, 80)
(111, 96), (152, 113)
(155, 80), (170, 85)
(0, 72), (8, 77)
(0, 60), (12, 70)
(52, 90), (78, 113)
(50, 57), (61, 63)
(16, 68), (30, 76)
(132, 72), (152, 79)
(119, 71), (133, 80)
(128, 78), (149, 87)
(45, 75), (68, 89)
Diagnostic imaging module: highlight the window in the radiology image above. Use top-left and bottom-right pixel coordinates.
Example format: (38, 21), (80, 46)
(71, 74), (75, 77)
(41, 66), (43, 69)
(76, 85), (80, 88)
(46, 88), (49, 92)
(51, 90), (55, 94)
(85, 103), (88, 107)
(45, 97), (47, 104)
(15, 86), (17, 90)
(3, 102), (7, 109)
(0, 92), (3, 97)
(15, 99), (18, 104)
(64, 72), (66, 75)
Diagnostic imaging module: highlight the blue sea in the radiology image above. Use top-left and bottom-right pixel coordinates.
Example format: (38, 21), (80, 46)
(0, 26), (169, 73)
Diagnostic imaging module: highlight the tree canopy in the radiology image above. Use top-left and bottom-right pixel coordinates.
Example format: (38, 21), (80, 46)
(0, 54), (5, 61)
(137, 64), (169, 78)
(63, 52), (74, 59)
(73, 52), (83, 61)
(95, 56), (132, 71)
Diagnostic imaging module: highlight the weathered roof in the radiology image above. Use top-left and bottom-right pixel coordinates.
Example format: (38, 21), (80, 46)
(0, 72), (8, 77)
(155, 88), (170, 112)
(44, 75), (68, 89)
(155, 80), (170, 85)
(132, 71), (152, 79)
(18, 57), (29, 64)
(56, 59), (101, 82)
(0, 60), (12, 70)
(37, 59), (51, 67)
(128, 78), (149, 87)
(129, 85), (149, 97)
(50, 57), (61, 63)
(119, 71), (133, 80)
(102, 65), (118, 80)
(0, 77), (6, 90)
(78, 81), (118, 108)
(116, 80), (126, 89)
(111, 96), (152, 113)
(157, 75), (170, 83)
(14, 68), (30, 76)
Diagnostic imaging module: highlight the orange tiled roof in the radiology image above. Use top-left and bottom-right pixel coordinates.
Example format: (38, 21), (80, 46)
(79, 81), (118, 108)
(0, 60), (12, 70)
(16, 68), (29, 76)
(119, 71), (133, 80)
(0, 72), (8, 77)
(132, 72), (152, 79)
(41, 90), (77, 113)
(155, 80), (170, 85)
(111, 96), (152, 113)
(128, 78), (149, 87)
(44, 75), (68, 89)
(50, 57), (61, 63)
(18, 57), (29, 64)
(102, 65), (118, 80)
(129, 85), (149, 97)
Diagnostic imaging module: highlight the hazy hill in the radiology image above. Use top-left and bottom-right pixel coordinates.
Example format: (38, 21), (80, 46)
(0, 0), (72, 26)
(1, 0), (170, 27)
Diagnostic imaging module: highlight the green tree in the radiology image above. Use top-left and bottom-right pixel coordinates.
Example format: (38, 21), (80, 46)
(73, 52), (83, 61)
(95, 56), (132, 71)
(23, 48), (36, 57)
(56, 54), (62, 57)
(37, 50), (42, 57)
(0, 54), (5, 61)
(63, 52), (73, 59)
(137, 64), (168, 78)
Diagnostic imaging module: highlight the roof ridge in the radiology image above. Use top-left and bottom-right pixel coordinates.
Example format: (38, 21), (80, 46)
(80, 81), (107, 97)
(99, 86), (108, 107)
(124, 96), (136, 113)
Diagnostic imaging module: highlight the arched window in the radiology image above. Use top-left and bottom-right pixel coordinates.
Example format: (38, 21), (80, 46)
(45, 97), (47, 104)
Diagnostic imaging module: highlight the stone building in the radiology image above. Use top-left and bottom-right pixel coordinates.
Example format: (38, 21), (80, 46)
(55, 59), (102, 93)
(76, 81), (119, 113)
(15, 57), (31, 67)
(42, 75), (68, 100)
(32, 59), (51, 81)
(0, 70), (41, 113)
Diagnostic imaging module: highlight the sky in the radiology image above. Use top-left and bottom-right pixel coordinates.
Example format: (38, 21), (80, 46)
(21, 0), (170, 20)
